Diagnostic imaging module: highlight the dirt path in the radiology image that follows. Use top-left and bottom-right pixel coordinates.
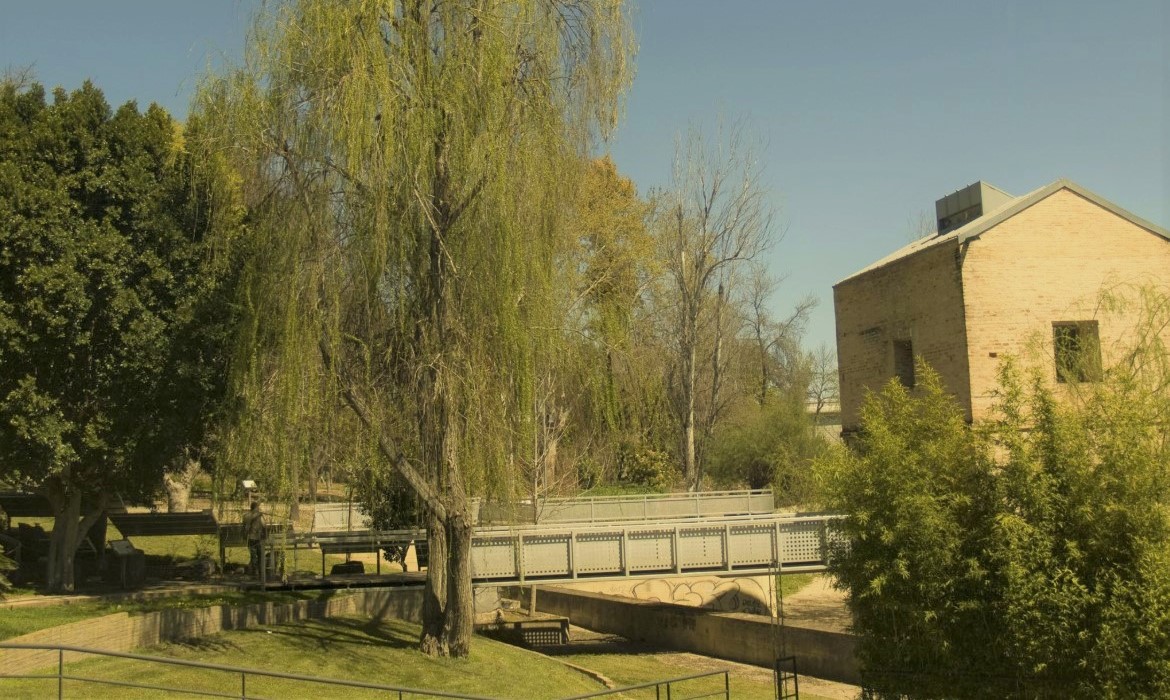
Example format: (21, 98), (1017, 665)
(778, 574), (852, 633)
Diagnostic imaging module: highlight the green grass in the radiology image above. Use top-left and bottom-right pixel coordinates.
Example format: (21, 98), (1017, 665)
(0, 591), (340, 640)
(0, 616), (606, 699)
(778, 573), (816, 600)
(0, 601), (115, 640)
(559, 650), (836, 700)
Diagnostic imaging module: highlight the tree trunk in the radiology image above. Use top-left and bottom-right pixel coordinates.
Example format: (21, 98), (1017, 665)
(163, 457), (199, 513)
(682, 336), (697, 489)
(420, 507), (449, 655)
(45, 485), (80, 593)
(444, 510), (474, 657)
(44, 482), (107, 593)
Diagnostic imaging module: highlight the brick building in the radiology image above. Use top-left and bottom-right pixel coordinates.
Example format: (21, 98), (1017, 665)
(833, 179), (1170, 435)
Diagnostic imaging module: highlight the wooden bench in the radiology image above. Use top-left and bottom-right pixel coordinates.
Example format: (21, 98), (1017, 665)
(107, 511), (219, 538)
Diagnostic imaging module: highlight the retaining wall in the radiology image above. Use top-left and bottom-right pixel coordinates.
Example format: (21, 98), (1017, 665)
(518, 585), (859, 685)
(0, 588), (423, 675)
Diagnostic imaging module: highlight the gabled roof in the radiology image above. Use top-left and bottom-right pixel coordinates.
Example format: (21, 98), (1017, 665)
(834, 179), (1170, 286)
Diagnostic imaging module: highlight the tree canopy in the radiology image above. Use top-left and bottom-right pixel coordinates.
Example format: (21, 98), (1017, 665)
(0, 80), (234, 591)
(195, 0), (634, 656)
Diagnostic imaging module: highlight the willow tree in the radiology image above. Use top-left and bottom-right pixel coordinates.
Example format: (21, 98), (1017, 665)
(196, 0), (633, 656)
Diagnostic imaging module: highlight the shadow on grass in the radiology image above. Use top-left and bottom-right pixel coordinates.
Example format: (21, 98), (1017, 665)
(233, 616), (418, 653)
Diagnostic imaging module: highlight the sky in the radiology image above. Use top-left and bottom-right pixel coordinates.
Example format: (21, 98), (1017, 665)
(1, 0), (1166, 351)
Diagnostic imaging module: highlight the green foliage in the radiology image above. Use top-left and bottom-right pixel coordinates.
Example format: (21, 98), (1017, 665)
(614, 442), (674, 491)
(706, 395), (825, 501)
(823, 337), (1170, 698)
(0, 550), (14, 596)
(0, 79), (234, 511)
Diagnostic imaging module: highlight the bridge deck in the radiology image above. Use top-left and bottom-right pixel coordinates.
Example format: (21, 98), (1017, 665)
(277, 513), (839, 587)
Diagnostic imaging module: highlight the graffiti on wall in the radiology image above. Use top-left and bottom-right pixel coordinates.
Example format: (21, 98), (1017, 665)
(572, 576), (774, 616)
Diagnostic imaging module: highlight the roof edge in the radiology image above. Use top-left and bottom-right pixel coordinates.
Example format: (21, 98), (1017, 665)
(958, 178), (1170, 245)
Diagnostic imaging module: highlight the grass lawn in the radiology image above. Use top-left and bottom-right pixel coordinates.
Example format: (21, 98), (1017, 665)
(0, 601), (115, 640)
(0, 590), (336, 640)
(0, 616), (607, 699)
(779, 572), (816, 599)
(559, 650), (836, 700)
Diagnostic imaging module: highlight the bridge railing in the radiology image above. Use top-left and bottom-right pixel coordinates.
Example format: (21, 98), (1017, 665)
(479, 489), (775, 525)
(285, 512), (844, 584)
(471, 513), (843, 583)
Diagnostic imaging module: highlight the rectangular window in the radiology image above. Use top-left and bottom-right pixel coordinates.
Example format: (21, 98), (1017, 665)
(893, 339), (915, 388)
(1053, 321), (1102, 383)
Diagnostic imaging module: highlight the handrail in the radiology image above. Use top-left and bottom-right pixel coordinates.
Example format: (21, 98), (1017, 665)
(292, 512), (843, 544)
(558, 669), (730, 699)
(0, 644), (731, 700)
(0, 643), (499, 699)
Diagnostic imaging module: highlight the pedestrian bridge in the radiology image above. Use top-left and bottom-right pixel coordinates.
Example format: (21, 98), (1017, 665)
(292, 511), (841, 586)
(278, 490), (842, 588)
(469, 512), (840, 584)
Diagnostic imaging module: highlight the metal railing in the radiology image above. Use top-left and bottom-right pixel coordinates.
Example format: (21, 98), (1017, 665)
(0, 644), (730, 700)
(559, 670), (730, 699)
(0, 643), (502, 699)
(480, 489), (774, 525)
(275, 512), (843, 585)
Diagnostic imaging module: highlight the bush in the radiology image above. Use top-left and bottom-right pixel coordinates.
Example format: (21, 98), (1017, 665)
(822, 355), (1170, 699)
(615, 442), (673, 491)
(706, 396), (826, 504)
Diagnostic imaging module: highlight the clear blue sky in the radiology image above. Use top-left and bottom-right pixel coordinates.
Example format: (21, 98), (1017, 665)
(2, 1), (1166, 351)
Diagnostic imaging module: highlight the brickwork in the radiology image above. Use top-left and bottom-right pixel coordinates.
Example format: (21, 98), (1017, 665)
(961, 189), (1170, 419)
(835, 242), (972, 431)
(835, 184), (1170, 433)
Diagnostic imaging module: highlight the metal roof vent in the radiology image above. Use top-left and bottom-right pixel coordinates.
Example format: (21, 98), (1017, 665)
(935, 181), (1013, 235)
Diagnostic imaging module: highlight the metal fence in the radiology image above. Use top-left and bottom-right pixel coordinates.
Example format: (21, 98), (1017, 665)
(0, 643), (498, 699)
(0, 644), (730, 700)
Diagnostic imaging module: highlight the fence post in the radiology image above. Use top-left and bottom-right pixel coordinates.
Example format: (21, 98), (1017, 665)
(724, 670), (730, 699)
(241, 670), (246, 698)
(58, 647), (63, 700)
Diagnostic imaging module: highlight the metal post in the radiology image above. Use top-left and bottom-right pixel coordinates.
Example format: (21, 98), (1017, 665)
(568, 532), (577, 579)
(241, 671), (246, 698)
(517, 533), (525, 583)
(655, 683), (661, 700)
(673, 526), (681, 574)
(621, 529), (629, 575)
(724, 670), (730, 699)
(723, 524), (731, 571)
(58, 647), (63, 700)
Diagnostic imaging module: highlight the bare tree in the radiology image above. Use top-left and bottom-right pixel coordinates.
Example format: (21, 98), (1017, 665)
(807, 343), (839, 417)
(743, 264), (817, 406)
(662, 120), (773, 490)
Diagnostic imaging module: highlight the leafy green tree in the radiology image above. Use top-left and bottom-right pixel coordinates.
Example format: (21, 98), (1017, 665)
(0, 81), (233, 592)
(823, 306), (1170, 700)
(706, 394), (825, 501)
(196, 0), (633, 657)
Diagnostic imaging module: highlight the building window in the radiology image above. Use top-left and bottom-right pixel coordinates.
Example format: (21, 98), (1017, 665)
(893, 339), (915, 388)
(1053, 321), (1102, 383)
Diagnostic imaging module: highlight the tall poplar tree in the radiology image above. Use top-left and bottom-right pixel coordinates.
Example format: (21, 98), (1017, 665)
(197, 0), (633, 656)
